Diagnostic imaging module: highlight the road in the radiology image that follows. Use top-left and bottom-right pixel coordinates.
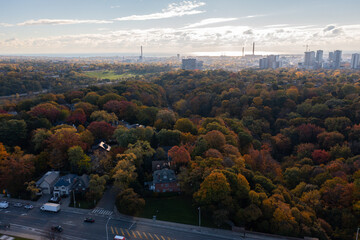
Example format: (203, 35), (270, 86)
(0, 199), (300, 240)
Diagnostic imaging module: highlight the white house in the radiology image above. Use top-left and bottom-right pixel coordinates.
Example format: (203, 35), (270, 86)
(53, 174), (77, 197)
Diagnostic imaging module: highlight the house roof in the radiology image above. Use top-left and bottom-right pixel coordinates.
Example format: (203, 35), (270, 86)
(54, 174), (77, 187)
(73, 174), (90, 189)
(36, 171), (59, 186)
(92, 141), (111, 152)
(153, 168), (177, 184)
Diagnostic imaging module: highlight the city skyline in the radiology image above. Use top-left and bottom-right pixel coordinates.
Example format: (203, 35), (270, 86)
(1, 0), (360, 55)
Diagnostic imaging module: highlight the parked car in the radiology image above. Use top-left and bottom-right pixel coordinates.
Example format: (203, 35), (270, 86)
(13, 202), (22, 207)
(51, 225), (63, 232)
(24, 204), (33, 210)
(0, 201), (9, 209)
(113, 236), (126, 240)
(84, 217), (95, 223)
(49, 196), (61, 203)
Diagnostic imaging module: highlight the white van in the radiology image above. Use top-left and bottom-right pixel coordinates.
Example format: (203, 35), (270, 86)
(0, 201), (9, 208)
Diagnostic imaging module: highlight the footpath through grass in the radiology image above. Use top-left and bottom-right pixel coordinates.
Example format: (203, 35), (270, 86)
(139, 195), (216, 228)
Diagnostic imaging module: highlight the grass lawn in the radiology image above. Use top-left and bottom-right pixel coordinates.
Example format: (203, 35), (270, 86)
(139, 195), (216, 228)
(83, 70), (135, 80)
(69, 198), (96, 209)
(0, 234), (33, 240)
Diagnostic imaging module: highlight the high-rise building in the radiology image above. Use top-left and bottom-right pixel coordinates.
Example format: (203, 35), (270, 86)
(259, 55), (282, 69)
(351, 53), (360, 69)
(333, 50), (342, 69)
(328, 52), (334, 62)
(304, 51), (316, 69)
(182, 58), (202, 70)
(316, 50), (323, 63)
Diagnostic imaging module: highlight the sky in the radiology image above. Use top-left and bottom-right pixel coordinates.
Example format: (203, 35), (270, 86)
(0, 0), (360, 56)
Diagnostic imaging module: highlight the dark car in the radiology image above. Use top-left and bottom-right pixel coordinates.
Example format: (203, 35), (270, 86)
(13, 202), (22, 207)
(51, 225), (63, 232)
(84, 217), (95, 223)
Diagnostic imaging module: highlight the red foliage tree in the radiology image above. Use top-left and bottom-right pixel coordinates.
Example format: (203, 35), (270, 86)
(66, 108), (86, 125)
(28, 103), (62, 122)
(87, 121), (115, 140)
(168, 145), (191, 165)
(312, 149), (330, 164)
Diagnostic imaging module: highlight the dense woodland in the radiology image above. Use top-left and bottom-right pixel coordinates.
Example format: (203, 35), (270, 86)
(0, 60), (172, 96)
(1, 64), (360, 240)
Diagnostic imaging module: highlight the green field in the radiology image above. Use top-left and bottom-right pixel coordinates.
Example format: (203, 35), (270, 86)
(139, 195), (216, 228)
(83, 70), (135, 80)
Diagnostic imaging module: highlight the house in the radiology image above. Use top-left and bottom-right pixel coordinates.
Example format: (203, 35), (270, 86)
(36, 171), (60, 195)
(151, 168), (180, 193)
(151, 161), (170, 171)
(72, 174), (90, 195)
(92, 141), (111, 152)
(53, 174), (77, 197)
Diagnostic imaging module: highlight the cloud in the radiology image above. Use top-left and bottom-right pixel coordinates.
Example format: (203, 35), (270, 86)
(183, 18), (237, 28)
(1, 24), (360, 54)
(323, 25), (336, 32)
(111, 5), (121, 9)
(243, 29), (253, 35)
(0, 22), (13, 27)
(17, 19), (113, 26)
(114, 1), (205, 21)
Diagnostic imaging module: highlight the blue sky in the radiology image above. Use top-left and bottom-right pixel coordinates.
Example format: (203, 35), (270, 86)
(0, 0), (359, 55)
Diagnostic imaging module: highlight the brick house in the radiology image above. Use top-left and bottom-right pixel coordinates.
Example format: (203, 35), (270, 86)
(151, 168), (180, 193)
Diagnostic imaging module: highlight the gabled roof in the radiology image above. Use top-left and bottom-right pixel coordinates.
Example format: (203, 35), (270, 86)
(73, 174), (90, 189)
(36, 171), (59, 186)
(153, 168), (177, 184)
(54, 174), (77, 187)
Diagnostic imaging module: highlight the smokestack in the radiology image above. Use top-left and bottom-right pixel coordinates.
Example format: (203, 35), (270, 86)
(141, 46), (143, 58)
(253, 42), (255, 56)
(242, 47), (245, 57)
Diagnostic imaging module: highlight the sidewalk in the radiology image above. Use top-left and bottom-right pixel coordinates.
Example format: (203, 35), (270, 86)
(0, 230), (40, 240)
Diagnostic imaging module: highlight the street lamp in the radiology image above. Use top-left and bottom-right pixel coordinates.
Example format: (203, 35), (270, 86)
(198, 207), (201, 227)
(106, 216), (112, 240)
(356, 227), (360, 240)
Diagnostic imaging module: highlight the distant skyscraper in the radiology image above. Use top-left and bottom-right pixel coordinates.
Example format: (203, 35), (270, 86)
(329, 52), (334, 62)
(333, 50), (342, 69)
(182, 58), (202, 70)
(138, 46), (143, 62)
(259, 55), (282, 69)
(351, 53), (360, 69)
(316, 50), (323, 63)
(304, 51), (316, 69)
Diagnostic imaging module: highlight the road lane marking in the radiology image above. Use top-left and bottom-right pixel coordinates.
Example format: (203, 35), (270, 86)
(120, 228), (125, 236)
(115, 227), (119, 235)
(111, 226), (114, 234)
(136, 231), (142, 239)
(160, 236), (165, 240)
(167, 237), (171, 240)
(148, 233), (154, 240)
(125, 229), (131, 237)
(154, 234), (160, 240)
(132, 230), (137, 238)
(143, 232), (148, 239)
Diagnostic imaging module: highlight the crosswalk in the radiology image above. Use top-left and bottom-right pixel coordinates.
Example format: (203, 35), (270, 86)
(110, 226), (175, 240)
(91, 208), (113, 216)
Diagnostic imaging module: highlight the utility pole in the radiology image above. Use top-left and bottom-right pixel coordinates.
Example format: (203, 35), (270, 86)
(72, 190), (76, 208)
(198, 207), (201, 227)
(356, 227), (359, 240)
(106, 216), (111, 240)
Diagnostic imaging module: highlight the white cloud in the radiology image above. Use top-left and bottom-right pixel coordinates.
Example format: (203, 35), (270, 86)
(17, 19), (113, 26)
(0, 22), (13, 27)
(183, 18), (237, 28)
(1, 24), (360, 54)
(114, 1), (205, 21)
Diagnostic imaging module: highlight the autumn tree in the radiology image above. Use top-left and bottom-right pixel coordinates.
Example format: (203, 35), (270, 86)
(87, 121), (115, 140)
(87, 174), (108, 201)
(115, 188), (145, 216)
(168, 146), (191, 165)
(112, 153), (137, 190)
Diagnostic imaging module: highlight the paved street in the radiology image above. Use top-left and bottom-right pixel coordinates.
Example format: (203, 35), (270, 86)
(0, 197), (302, 240)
